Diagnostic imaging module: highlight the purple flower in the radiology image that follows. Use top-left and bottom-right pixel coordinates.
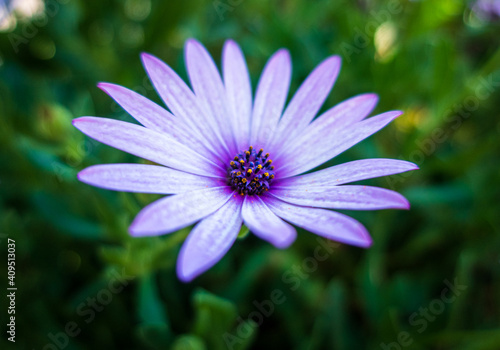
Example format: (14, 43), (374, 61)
(73, 39), (418, 282)
(472, 0), (500, 19)
(0, 0), (12, 23)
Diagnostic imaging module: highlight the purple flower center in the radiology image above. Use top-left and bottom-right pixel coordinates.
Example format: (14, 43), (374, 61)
(227, 146), (275, 196)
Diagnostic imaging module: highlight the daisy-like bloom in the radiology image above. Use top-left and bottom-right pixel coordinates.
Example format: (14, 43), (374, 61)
(73, 39), (418, 282)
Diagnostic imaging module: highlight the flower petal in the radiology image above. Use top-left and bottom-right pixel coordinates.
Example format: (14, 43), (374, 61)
(313, 93), (379, 128)
(223, 39), (252, 151)
(275, 159), (418, 187)
(141, 52), (231, 161)
(177, 197), (243, 282)
(72, 117), (224, 177)
(277, 111), (402, 178)
(97, 82), (177, 133)
(185, 39), (238, 155)
(274, 93), (378, 159)
(267, 56), (341, 153)
(97, 82), (212, 155)
(78, 164), (225, 194)
(264, 195), (372, 248)
(270, 185), (410, 210)
(129, 187), (235, 237)
(241, 196), (296, 248)
(250, 49), (291, 148)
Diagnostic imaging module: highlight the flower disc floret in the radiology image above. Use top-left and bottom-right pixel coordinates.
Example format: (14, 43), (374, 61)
(227, 146), (275, 195)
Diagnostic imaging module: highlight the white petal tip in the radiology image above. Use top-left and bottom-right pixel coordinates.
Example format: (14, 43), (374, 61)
(176, 251), (208, 283)
(276, 48), (291, 59)
(350, 230), (373, 248)
(267, 231), (296, 249)
(71, 117), (86, 129)
(176, 264), (198, 283)
(97, 82), (116, 92)
(128, 221), (157, 237)
(274, 239), (295, 249)
(76, 170), (86, 182)
(140, 52), (157, 66)
(186, 37), (200, 45)
(224, 39), (238, 48)
(387, 196), (411, 210)
(176, 266), (194, 282)
(128, 225), (142, 237)
(394, 195), (411, 210)
(326, 55), (342, 68)
(185, 38), (204, 52)
(359, 238), (373, 248)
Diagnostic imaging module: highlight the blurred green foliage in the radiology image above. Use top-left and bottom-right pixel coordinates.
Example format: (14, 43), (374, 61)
(1, 0), (500, 349)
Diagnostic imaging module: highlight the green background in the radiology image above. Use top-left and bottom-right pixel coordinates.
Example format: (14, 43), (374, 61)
(1, 0), (500, 349)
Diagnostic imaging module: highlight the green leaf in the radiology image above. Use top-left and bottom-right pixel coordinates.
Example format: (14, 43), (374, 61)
(192, 288), (238, 350)
(32, 192), (104, 240)
(171, 335), (207, 350)
(136, 323), (172, 349)
(237, 225), (249, 239)
(137, 273), (169, 325)
(135, 273), (172, 347)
